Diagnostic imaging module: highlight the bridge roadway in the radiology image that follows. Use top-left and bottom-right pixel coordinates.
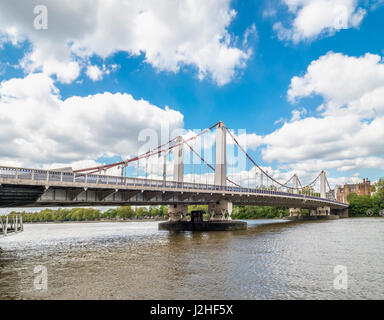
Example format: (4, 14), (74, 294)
(0, 166), (348, 211)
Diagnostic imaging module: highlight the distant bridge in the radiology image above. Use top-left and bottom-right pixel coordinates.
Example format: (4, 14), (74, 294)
(0, 121), (348, 220)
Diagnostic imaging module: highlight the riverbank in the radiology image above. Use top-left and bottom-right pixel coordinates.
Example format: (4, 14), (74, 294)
(14, 216), (300, 224)
(22, 218), (166, 224)
(5, 206), (169, 223)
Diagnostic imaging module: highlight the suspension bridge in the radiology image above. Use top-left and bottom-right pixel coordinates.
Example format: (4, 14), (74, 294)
(0, 121), (348, 223)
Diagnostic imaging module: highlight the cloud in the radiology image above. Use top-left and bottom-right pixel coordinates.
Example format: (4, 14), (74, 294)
(274, 0), (366, 42)
(0, 73), (184, 168)
(243, 23), (258, 47)
(260, 52), (384, 186)
(0, 72), (265, 179)
(0, 0), (250, 85)
(290, 107), (307, 121)
(85, 64), (119, 81)
(85, 65), (103, 82)
(288, 52), (384, 117)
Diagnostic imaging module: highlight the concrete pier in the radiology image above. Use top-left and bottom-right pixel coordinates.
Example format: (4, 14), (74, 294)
(160, 207), (247, 231)
(158, 220), (247, 231)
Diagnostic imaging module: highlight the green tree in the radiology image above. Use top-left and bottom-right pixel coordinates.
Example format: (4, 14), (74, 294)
(116, 206), (135, 219)
(348, 194), (373, 216)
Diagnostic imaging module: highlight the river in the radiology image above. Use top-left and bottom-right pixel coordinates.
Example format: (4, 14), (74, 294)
(0, 218), (383, 299)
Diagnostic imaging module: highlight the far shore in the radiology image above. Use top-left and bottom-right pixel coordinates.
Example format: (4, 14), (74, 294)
(21, 217), (290, 224)
(22, 219), (167, 224)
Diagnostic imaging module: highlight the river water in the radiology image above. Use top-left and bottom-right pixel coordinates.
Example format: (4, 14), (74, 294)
(0, 218), (383, 300)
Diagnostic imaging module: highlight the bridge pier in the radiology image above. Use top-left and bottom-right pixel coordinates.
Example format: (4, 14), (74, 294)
(331, 208), (349, 218)
(168, 204), (188, 222)
(208, 200), (232, 221)
(289, 208), (301, 217)
(316, 206), (331, 216)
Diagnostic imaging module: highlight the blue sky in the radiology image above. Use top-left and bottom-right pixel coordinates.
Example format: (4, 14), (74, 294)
(0, 0), (384, 188)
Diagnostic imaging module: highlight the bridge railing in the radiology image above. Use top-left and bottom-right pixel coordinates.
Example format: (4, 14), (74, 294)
(0, 166), (346, 206)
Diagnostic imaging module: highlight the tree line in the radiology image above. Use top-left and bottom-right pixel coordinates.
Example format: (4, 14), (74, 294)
(8, 204), (290, 222)
(9, 206), (169, 222)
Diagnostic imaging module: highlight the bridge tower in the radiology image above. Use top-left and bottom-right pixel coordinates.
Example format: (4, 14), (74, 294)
(214, 121), (226, 186)
(320, 170), (326, 199)
(208, 121), (232, 221)
(289, 174), (301, 217)
(168, 136), (188, 221)
(173, 136), (184, 183)
(317, 170), (330, 216)
(293, 174), (299, 194)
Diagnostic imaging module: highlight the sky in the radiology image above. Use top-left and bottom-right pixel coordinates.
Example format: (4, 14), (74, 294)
(0, 0), (384, 188)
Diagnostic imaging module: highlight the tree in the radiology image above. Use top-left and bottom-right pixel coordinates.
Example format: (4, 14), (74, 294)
(116, 206), (134, 219)
(348, 194), (373, 216)
(374, 179), (384, 200)
(135, 207), (148, 218)
(346, 192), (358, 203)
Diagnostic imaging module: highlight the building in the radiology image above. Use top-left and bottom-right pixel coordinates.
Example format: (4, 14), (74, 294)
(336, 178), (371, 203)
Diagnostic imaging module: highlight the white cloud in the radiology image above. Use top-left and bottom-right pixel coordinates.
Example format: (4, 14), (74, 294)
(260, 52), (384, 186)
(86, 65), (103, 81)
(288, 52), (384, 117)
(290, 107), (307, 121)
(243, 24), (258, 47)
(85, 64), (118, 81)
(262, 114), (384, 167)
(0, 73), (184, 168)
(236, 132), (264, 150)
(274, 0), (366, 42)
(0, 0), (250, 85)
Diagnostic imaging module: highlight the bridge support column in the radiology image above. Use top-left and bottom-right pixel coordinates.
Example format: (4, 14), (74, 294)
(289, 208), (301, 217)
(293, 174), (299, 194)
(168, 136), (186, 221)
(208, 200), (232, 221)
(320, 170), (326, 199)
(331, 208), (349, 218)
(214, 122), (226, 187)
(316, 206), (331, 216)
(173, 136), (184, 183)
(168, 204), (188, 222)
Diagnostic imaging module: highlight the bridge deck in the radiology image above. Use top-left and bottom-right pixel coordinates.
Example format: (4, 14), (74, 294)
(0, 166), (348, 209)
